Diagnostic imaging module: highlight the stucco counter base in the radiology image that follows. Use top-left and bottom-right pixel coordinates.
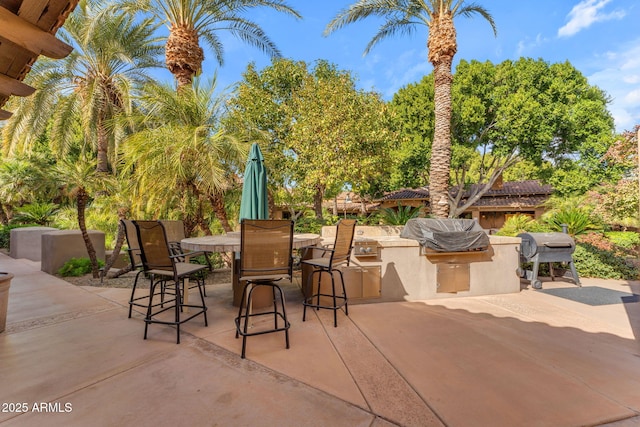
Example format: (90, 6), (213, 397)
(351, 235), (522, 302)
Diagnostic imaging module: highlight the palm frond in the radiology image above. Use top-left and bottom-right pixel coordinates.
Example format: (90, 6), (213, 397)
(365, 16), (419, 55)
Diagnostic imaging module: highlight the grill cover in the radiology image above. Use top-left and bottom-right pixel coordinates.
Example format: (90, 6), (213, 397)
(400, 218), (489, 252)
(517, 232), (575, 261)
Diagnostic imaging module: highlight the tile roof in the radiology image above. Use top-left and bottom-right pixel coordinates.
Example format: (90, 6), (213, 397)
(380, 180), (552, 209)
(470, 195), (549, 208)
(381, 188), (430, 201)
(464, 180), (552, 197)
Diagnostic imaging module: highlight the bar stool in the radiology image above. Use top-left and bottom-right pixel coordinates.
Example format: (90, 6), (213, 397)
(302, 219), (356, 327)
(234, 219), (294, 358)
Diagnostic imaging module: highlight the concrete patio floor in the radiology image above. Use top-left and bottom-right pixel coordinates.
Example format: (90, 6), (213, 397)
(1, 252), (640, 427)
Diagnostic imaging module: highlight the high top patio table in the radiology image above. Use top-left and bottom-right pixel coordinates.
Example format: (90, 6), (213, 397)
(181, 232), (321, 307)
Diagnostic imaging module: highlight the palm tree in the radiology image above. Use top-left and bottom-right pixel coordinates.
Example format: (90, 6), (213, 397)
(100, 178), (135, 276)
(55, 159), (114, 278)
(123, 78), (244, 233)
(325, 0), (496, 217)
(1, 0), (163, 173)
(120, 0), (301, 88)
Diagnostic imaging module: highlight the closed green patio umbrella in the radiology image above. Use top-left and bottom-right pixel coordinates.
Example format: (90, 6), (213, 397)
(239, 143), (268, 221)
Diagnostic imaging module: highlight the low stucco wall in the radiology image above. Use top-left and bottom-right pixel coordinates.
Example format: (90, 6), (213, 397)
(41, 230), (105, 274)
(9, 227), (58, 261)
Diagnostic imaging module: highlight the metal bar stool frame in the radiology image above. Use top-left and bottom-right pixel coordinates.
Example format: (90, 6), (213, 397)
(302, 219), (357, 327)
(234, 219), (294, 359)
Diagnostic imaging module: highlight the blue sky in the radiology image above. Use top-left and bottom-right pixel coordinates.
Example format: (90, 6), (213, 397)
(178, 0), (640, 133)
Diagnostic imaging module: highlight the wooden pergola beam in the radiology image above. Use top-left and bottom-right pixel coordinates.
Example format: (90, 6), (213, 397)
(0, 72), (35, 97)
(0, 6), (72, 59)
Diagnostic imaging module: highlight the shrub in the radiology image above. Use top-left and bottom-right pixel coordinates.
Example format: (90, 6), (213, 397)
(572, 244), (638, 280)
(360, 211), (382, 225)
(52, 205), (119, 249)
(294, 215), (325, 234)
(495, 214), (550, 237)
(57, 258), (105, 277)
(11, 202), (59, 226)
(0, 223), (40, 249)
(576, 232), (615, 252)
(604, 231), (640, 250)
(380, 203), (421, 225)
(542, 208), (601, 236)
(0, 225), (9, 249)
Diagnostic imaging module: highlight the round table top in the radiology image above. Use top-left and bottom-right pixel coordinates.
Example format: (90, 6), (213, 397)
(181, 232), (321, 253)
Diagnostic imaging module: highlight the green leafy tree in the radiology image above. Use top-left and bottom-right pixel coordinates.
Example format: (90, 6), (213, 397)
(325, 0), (496, 218)
(284, 61), (393, 219)
(391, 58), (616, 216)
(2, 1), (163, 173)
(587, 180), (639, 228)
(119, 0), (300, 88)
(223, 59), (308, 219)
(388, 74), (435, 189)
(451, 59), (615, 213)
(225, 59), (393, 220)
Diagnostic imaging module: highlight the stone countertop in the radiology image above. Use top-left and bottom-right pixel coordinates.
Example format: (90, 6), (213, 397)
(322, 225), (521, 248)
(347, 234), (521, 248)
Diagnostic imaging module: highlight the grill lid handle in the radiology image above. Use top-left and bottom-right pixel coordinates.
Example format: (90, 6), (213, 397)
(543, 242), (571, 248)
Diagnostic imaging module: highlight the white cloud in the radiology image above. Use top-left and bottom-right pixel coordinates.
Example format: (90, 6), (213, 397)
(588, 39), (640, 132)
(624, 89), (640, 104)
(623, 75), (640, 84)
(558, 0), (626, 38)
(382, 49), (430, 98)
(516, 34), (547, 57)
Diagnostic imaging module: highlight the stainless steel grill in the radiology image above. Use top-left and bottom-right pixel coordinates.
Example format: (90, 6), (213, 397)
(400, 218), (490, 294)
(400, 218), (489, 252)
(517, 232), (581, 289)
(353, 240), (379, 257)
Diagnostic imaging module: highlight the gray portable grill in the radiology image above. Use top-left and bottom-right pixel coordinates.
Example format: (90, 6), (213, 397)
(517, 232), (581, 289)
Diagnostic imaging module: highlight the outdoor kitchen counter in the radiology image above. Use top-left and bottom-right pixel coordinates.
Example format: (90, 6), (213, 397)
(345, 234), (522, 302)
(353, 234), (521, 247)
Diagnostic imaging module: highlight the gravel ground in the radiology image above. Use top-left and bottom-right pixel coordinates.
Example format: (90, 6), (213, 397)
(60, 268), (232, 288)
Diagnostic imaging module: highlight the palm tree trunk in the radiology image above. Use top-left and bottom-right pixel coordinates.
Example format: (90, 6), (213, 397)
(77, 190), (100, 278)
(96, 116), (109, 173)
(0, 204), (9, 225)
(103, 208), (128, 276)
(208, 192), (233, 233)
(166, 24), (204, 90)
(428, 58), (454, 218)
(183, 217), (197, 237)
(196, 200), (212, 235)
